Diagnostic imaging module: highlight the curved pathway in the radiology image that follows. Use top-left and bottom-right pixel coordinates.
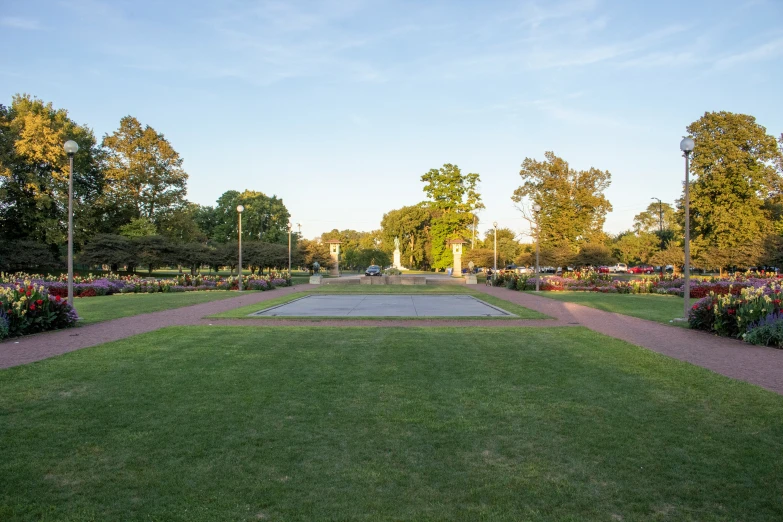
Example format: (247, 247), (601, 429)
(2, 284), (783, 395)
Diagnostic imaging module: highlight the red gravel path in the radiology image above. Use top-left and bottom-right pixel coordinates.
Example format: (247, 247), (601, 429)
(3, 284), (783, 395)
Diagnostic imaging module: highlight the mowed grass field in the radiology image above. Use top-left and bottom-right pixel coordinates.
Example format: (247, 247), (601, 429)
(1, 326), (781, 521)
(73, 290), (248, 325)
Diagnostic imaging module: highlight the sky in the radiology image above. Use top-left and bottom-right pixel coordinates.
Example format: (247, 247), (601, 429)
(2, 0), (782, 242)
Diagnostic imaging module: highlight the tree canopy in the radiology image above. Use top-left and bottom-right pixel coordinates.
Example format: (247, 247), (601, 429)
(512, 152), (612, 247)
(687, 111), (782, 269)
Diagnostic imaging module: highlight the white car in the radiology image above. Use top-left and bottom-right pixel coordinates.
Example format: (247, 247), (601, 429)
(610, 263), (628, 273)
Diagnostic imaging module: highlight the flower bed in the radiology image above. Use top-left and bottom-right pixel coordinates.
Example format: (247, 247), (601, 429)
(689, 283), (783, 348)
(0, 272), (293, 298)
(0, 282), (78, 340)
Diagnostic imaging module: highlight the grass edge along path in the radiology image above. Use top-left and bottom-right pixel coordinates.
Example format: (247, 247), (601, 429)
(530, 291), (686, 326)
(1, 326), (781, 521)
(74, 290), (249, 325)
(208, 285), (549, 320)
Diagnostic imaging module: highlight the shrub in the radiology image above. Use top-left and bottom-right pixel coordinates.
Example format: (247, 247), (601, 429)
(0, 309), (9, 340)
(745, 313), (783, 348)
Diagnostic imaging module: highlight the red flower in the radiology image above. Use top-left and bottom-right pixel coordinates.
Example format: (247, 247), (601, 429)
(55, 295), (61, 302)
(36, 299), (43, 305)
(26, 291), (31, 297)
(30, 304), (36, 311)
(692, 305), (699, 310)
(727, 309), (736, 315)
(774, 299), (781, 306)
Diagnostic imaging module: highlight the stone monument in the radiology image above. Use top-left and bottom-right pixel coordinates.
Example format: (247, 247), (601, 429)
(326, 239), (342, 277)
(465, 260), (477, 284)
(448, 239), (467, 278)
(393, 236), (406, 270)
(309, 261), (322, 284)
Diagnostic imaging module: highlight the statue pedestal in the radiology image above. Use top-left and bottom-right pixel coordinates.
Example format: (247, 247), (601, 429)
(393, 249), (402, 270)
(464, 274), (477, 285)
(309, 274), (323, 284)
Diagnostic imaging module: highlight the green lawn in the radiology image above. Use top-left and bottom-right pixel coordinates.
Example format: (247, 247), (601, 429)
(1, 326), (781, 521)
(74, 291), (246, 325)
(535, 291), (686, 325)
(210, 285), (549, 320)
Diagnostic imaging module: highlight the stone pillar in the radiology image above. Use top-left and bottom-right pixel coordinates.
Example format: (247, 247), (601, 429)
(327, 240), (341, 277)
(450, 240), (466, 277)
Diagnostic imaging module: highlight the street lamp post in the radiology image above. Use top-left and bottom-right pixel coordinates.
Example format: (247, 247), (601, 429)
(492, 221), (498, 280)
(533, 203), (541, 292)
(63, 140), (79, 307)
(287, 222), (292, 278)
(236, 205), (244, 291)
(680, 137), (694, 319)
(651, 197), (663, 234)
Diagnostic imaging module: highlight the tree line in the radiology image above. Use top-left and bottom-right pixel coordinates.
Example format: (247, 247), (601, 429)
(0, 94), (294, 273)
(2, 94), (781, 275)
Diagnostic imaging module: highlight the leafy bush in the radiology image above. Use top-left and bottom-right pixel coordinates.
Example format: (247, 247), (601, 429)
(745, 313), (783, 348)
(0, 309), (9, 340)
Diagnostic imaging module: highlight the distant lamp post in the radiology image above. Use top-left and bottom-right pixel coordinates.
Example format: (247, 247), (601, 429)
(532, 203), (542, 292)
(287, 222), (292, 278)
(236, 205), (244, 291)
(63, 140), (79, 307)
(680, 136), (695, 319)
(492, 221), (498, 280)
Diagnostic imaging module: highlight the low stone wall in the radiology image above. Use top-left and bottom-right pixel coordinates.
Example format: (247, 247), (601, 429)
(360, 276), (428, 285)
(322, 278), (359, 285)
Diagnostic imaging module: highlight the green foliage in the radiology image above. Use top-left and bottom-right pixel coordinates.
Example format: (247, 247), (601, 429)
(134, 235), (178, 275)
(512, 152), (612, 249)
(0, 94), (104, 247)
(298, 238), (332, 271)
(744, 315), (783, 348)
(243, 241), (289, 273)
(380, 205), (432, 269)
(481, 228), (520, 267)
(421, 164), (483, 269)
(78, 234), (136, 272)
(101, 116), (188, 223)
(574, 242), (614, 267)
(611, 231), (660, 265)
(463, 248), (494, 268)
(119, 216), (158, 238)
(0, 240), (60, 272)
(687, 111), (782, 270)
(209, 190), (291, 244)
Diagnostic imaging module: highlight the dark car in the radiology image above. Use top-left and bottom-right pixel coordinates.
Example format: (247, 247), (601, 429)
(365, 265), (382, 276)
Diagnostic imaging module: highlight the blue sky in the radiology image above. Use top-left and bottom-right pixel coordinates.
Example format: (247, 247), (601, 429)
(2, 0), (782, 241)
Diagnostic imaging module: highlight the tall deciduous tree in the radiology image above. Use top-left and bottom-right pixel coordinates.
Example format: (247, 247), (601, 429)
(482, 228), (520, 267)
(687, 112), (782, 269)
(380, 205), (432, 269)
(0, 95), (103, 248)
(210, 190), (290, 244)
(512, 152), (612, 249)
(101, 116), (188, 225)
(421, 163), (483, 269)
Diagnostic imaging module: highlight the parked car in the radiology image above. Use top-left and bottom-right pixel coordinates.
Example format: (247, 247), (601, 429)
(628, 265), (655, 274)
(609, 263), (628, 273)
(365, 265), (382, 276)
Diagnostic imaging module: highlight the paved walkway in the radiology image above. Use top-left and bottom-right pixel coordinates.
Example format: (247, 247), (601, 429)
(2, 284), (783, 395)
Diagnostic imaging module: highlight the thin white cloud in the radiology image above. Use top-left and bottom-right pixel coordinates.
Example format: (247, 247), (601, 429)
(713, 37), (783, 69)
(0, 16), (41, 30)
